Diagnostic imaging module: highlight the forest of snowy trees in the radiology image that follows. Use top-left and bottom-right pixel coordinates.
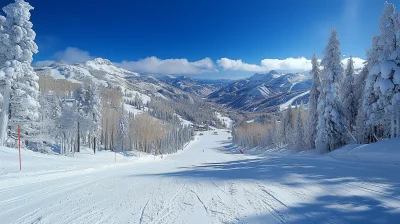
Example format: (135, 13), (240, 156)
(0, 0), (197, 156)
(3, 0), (398, 158)
(233, 2), (400, 153)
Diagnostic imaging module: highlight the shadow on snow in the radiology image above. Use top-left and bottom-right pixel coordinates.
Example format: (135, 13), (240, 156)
(128, 142), (400, 223)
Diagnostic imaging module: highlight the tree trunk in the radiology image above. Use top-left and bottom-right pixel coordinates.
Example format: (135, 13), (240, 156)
(77, 121), (80, 153)
(93, 137), (96, 154)
(110, 129), (115, 151)
(88, 133), (91, 149)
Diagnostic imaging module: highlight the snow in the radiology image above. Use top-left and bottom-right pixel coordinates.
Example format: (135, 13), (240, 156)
(250, 85), (271, 98)
(215, 112), (232, 128)
(279, 90), (310, 111)
(377, 78), (394, 95)
(328, 138), (400, 165)
(176, 114), (193, 126)
(380, 60), (395, 79)
(394, 67), (400, 84)
(123, 104), (144, 115)
(50, 69), (66, 80)
(0, 131), (400, 223)
(124, 89), (151, 104)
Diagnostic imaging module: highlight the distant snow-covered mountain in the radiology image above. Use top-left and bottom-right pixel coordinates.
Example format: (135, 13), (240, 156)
(35, 59), (312, 114)
(208, 70), (312, 112)
(35, 58), (197, 104)
(158, 75), (231, 97)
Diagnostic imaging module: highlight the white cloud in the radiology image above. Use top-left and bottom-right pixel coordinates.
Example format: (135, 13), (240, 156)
(34, 47), (94, 66)
(261, 57), (312, 71)
(54, 47), (94, 64)
(342, 57), (365, 70)
(118, 56), (217, 75)
(218, 57), (315, 72)
(218, 56), (365, 73)
(33, 60), (55, 67)
(217, 58), (265, 72)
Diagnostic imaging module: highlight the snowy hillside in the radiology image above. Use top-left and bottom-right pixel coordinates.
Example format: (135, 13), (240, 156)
(36, 58), (139, 87)
(208, 70), (311, 112)
(35, 58), (199, 106)
(34, 58), (230, 130)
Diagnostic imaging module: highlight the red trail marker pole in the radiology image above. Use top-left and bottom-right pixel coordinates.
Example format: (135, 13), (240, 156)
(18, 125), (21, 171)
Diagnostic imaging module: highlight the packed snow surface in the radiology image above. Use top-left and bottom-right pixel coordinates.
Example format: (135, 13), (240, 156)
(279, 90), (310, 111)
(1, 131), (399, 224)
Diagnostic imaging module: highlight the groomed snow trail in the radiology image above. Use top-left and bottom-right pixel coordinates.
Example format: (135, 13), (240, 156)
(1, 130), (400, 224)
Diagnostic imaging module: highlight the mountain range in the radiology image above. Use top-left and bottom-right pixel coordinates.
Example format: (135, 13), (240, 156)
(208, 71), (312, 112)
(35, 58), (312, 114)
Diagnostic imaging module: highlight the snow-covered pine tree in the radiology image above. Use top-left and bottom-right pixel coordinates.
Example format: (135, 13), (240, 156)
(354, 65), (368, 114)
(0, 12), (8, 142)
(1, 0), (38, 62)
(86, 80), (101, 152)
(340, 56), (357, 136)
(0, 67), (12, 145)
(0, 14), (4, 143)
(56, 101), (79, 155)
(366, 2), (400, 139)
(92, 84), (101, 151)
(134, 93), (143, 110)
(306, 53), (321, 148)
(117, 104), (129, 152)
(281, 105), (294, 145)
(354, 66), (371, 144)
(74, 80), (102, 152)
(315, 28), (346, 152)
(364, 36), (381, 140)
(294, 103), (305, 150)
(0, 15), (7, 66)
(0, 0), (40, 147)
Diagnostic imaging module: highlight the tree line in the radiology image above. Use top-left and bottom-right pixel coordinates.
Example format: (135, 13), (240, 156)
(233, 2), (400, 153)
(0, 0), (196, 156)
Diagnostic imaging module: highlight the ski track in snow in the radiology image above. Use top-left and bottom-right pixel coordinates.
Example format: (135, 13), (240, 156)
(1, 130), (400, 224)
(279, 90), (310, 111)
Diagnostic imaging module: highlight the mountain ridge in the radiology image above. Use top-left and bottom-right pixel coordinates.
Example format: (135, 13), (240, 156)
(208, 70), (312, 112)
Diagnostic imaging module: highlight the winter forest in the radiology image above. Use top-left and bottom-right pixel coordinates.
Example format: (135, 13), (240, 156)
(0, 0), (232, 156)
(0, 0), (399, 157)
(233, 2), (400, 152)
(1, 0), (400, 223)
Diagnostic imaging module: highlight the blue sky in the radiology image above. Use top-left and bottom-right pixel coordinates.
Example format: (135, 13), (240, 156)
(1, 0), (396, 79)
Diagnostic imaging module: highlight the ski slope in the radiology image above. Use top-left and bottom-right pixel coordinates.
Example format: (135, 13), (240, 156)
(279, 90), (310, 111)
(1, 130), (399, 224)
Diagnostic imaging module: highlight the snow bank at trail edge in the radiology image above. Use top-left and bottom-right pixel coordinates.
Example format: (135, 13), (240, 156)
(231, 138), (400, 165)
(328, 138), (400, 165)
(0, 146), (164, 176)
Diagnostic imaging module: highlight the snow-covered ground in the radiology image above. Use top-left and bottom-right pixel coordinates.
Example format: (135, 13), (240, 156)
(215, 112), (232, 128)
(279, 90), (310, 111)
(1, 131), (399, 224)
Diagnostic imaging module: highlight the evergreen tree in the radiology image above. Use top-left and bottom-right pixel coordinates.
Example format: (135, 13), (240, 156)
(366, 2), (400, 138)
(0, 15), (7, 66)
(0, 0), (40, 147)
(117, 104), (129, 152)
(294, 103), (305, 150)
(74, 80), (102, 151)
(340, 56), (357, 135)
(354, 66), (371, 144)
(306, 53), (321, 148)
(316, 29), (346, 152)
